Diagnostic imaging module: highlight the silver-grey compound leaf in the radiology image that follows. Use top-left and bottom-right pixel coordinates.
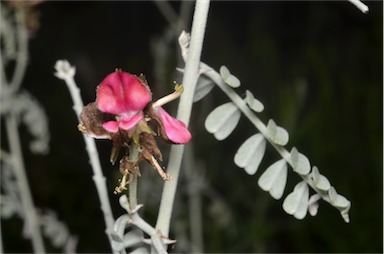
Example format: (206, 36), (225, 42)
(311, 166), (331, 191)
(220, 65), (240, 88)
(245, 90), (264, 112)
(234, 133), (266, 175)
(205, 102), (241, 140)
(283, 181), (309, 220)
(290, 147), (311, 175)
(267, 119), (289, 146)
(193, 75), (215, 102)
(258, 159), (287, 199)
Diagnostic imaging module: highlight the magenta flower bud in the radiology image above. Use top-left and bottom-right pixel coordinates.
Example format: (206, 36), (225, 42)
(96, 71), (151, 132)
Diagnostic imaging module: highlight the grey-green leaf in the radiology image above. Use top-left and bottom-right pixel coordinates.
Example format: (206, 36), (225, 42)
(341, 207), (351, 223)
(234, 133), (266, 175)
(258, 159), (287, 199)
(193, 76), (215, 102)
(220, 65), (230, 80)
(283, 181), (309, 219)
(220, 66), (240, 88)
(311, 166), (331, 191)
(205, 102), (241, 140)
(267, 119), (289, 146)
(328, 187), (350, 209)
(246, 90), (264, 112)
(290, 147), (311, 175)
(308, 194), (321, 216)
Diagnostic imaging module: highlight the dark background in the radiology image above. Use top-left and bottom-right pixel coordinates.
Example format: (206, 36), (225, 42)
(1, 1), (382, 253)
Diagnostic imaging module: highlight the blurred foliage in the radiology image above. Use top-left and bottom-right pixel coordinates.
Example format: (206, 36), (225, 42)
(1, 1), (382, 253)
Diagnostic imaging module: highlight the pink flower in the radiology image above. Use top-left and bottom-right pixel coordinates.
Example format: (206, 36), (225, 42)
(96, 70), (151, 133)
(152, 106), (192, 144)
(79, 69), (192, 189)
(94, 69), (191, 144)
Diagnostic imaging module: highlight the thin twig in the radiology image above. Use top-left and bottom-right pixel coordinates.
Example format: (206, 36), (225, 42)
(54, 61), (117, 253)
(5, 115), (46, 253)
(10, 7), (29, 93)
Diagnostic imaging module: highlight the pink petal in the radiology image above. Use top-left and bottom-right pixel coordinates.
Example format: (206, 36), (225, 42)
(96, 71), (151, 115)
(118, 113), (143, 131)
(157, 107), (191, 144)
(102, 121), (119, 133)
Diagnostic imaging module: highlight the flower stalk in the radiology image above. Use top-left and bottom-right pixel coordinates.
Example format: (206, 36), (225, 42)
(151, 84), (184, 109)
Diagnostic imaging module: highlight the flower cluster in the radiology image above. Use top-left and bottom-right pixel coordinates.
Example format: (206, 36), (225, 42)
(78, 69), (191, 193)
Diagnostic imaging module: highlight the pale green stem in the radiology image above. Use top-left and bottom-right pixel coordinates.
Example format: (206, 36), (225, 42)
(129, 173), (138, 210)
(59, 74), (118, 254)
(155, 0), (210, 238)
(5, 115), (46, 253)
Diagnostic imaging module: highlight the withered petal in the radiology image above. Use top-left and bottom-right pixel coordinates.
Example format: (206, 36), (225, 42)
(79, 102), (114, 139)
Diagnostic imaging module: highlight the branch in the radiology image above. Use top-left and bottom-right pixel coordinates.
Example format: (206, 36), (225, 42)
(54, 60), (117, 253)
(5, 115), (46, 253)
(118, 196), (176, 254)
(10, 7), (29, 93)
(155, 0), (210, 238)
(1, 5), (45, 253)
